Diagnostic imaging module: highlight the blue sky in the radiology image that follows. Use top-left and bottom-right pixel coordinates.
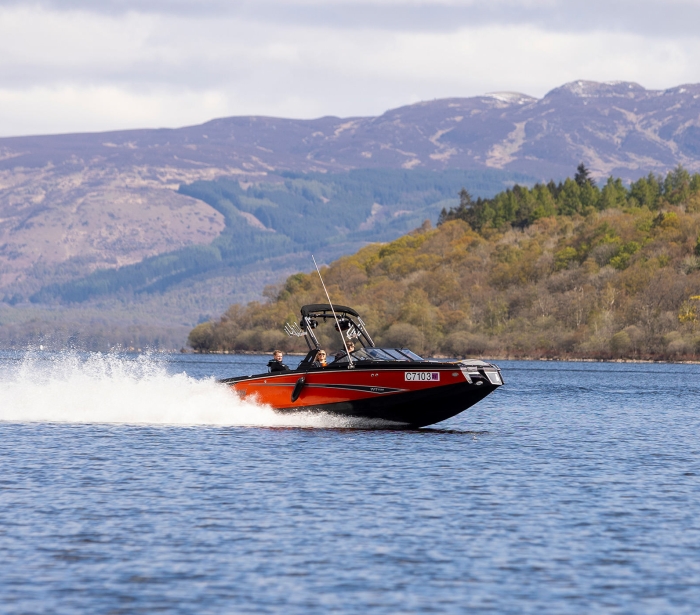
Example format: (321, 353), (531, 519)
(1, 0), (699, 136)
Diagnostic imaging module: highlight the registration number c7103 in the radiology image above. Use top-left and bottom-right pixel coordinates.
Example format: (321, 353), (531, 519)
(404, 372), (440, 382)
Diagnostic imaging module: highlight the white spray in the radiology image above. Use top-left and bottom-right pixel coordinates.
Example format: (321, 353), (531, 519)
(0, 352), (366, 428)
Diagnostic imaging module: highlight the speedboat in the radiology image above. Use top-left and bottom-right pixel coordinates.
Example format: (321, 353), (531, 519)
(220, 304), (504, 428)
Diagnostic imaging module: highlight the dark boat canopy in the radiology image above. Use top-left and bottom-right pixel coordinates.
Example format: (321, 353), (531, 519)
(300, 304), (360, 318)
(285, 304), (374, 352)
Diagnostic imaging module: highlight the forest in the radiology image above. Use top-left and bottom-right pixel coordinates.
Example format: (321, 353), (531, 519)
(188, 165), (700, 361)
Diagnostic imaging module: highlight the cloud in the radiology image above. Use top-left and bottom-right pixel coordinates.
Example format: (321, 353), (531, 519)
(0, 2), (699, 136)
(2, 0), (699, 36)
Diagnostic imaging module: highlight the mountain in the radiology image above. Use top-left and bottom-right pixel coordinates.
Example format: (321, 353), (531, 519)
(3, 79), (700, 348)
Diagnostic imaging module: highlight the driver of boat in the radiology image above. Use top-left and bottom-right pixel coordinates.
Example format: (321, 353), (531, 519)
(268, 350), (290, 373)
(313, 350), (327, 367)
(334, 341), (354, 361)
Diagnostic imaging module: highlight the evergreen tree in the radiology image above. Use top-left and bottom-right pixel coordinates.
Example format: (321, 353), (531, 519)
(459, 188), (473, 209)
(663, 165), (691, 205)
(532, 184), (557, 219)
(438, 188), (473, 225)
(599, 177), (628, 210)
(558, 178), (583, 215)
(630, 173), (662, 209)
(574, 163), (593, 188)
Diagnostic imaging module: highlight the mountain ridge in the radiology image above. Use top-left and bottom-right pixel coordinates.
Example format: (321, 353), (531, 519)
(3, 80), (700, 179)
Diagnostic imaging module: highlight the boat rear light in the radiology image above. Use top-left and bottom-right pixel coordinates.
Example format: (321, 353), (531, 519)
(484, 370), (503, 385)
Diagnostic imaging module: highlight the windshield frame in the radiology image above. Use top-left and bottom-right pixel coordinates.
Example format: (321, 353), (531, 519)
(332, 347), (424, 364)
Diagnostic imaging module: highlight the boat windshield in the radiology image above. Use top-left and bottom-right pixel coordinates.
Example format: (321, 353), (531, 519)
(398, 348), (424, 361)
(381, 348), (412, 361)
(333, 347), (424, 364)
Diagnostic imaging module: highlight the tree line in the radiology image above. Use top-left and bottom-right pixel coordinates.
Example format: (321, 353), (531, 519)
(439, 164), (700, 231)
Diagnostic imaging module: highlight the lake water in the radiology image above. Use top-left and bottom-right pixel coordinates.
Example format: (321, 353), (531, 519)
(1, 351), (700, 614)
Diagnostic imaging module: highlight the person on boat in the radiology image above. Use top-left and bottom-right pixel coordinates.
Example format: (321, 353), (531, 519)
(267, 350), (290, 373)
(334, 341), (355, 361)
(313, 350), (327, 367)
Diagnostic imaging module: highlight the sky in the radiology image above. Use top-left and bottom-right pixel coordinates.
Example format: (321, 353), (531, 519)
(1, 0), (700, 137)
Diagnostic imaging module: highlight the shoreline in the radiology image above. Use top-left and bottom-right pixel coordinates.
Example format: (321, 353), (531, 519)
(186, 349), (700, 365)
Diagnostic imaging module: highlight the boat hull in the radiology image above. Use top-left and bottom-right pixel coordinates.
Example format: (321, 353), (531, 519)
(225, 364), (502, 428)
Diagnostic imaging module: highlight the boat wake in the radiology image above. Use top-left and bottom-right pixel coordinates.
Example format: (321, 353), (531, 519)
(0, 352), (373, 428)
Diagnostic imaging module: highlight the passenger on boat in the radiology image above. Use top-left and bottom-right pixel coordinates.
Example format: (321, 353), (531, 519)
(334, 341), (354, 361)
(267, 350), (290, 373)
(313, 350), (327, 367)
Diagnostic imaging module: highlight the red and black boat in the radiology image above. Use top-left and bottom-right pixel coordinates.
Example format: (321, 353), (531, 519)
(220, 304), (504, 428)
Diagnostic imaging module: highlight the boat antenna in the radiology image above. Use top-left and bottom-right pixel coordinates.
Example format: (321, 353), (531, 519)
(312, 255), (354, 368)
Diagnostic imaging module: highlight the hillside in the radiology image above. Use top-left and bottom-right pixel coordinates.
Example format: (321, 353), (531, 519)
(4, 79), (700, 349)
(189, 166), (700, 361)
(3, 80), (700, 301)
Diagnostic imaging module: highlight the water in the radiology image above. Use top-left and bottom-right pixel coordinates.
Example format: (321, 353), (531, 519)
(1, 351), (700, 614)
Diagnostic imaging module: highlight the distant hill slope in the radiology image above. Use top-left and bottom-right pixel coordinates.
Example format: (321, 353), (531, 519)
(29, 169), (532, 304)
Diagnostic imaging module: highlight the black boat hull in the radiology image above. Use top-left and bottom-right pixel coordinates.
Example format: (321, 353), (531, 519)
(273, 380), (498, 428)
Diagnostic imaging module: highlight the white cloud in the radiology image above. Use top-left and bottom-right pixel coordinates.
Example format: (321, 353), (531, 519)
(0, 3), (699, 136)
(0, 86), (230, 135)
